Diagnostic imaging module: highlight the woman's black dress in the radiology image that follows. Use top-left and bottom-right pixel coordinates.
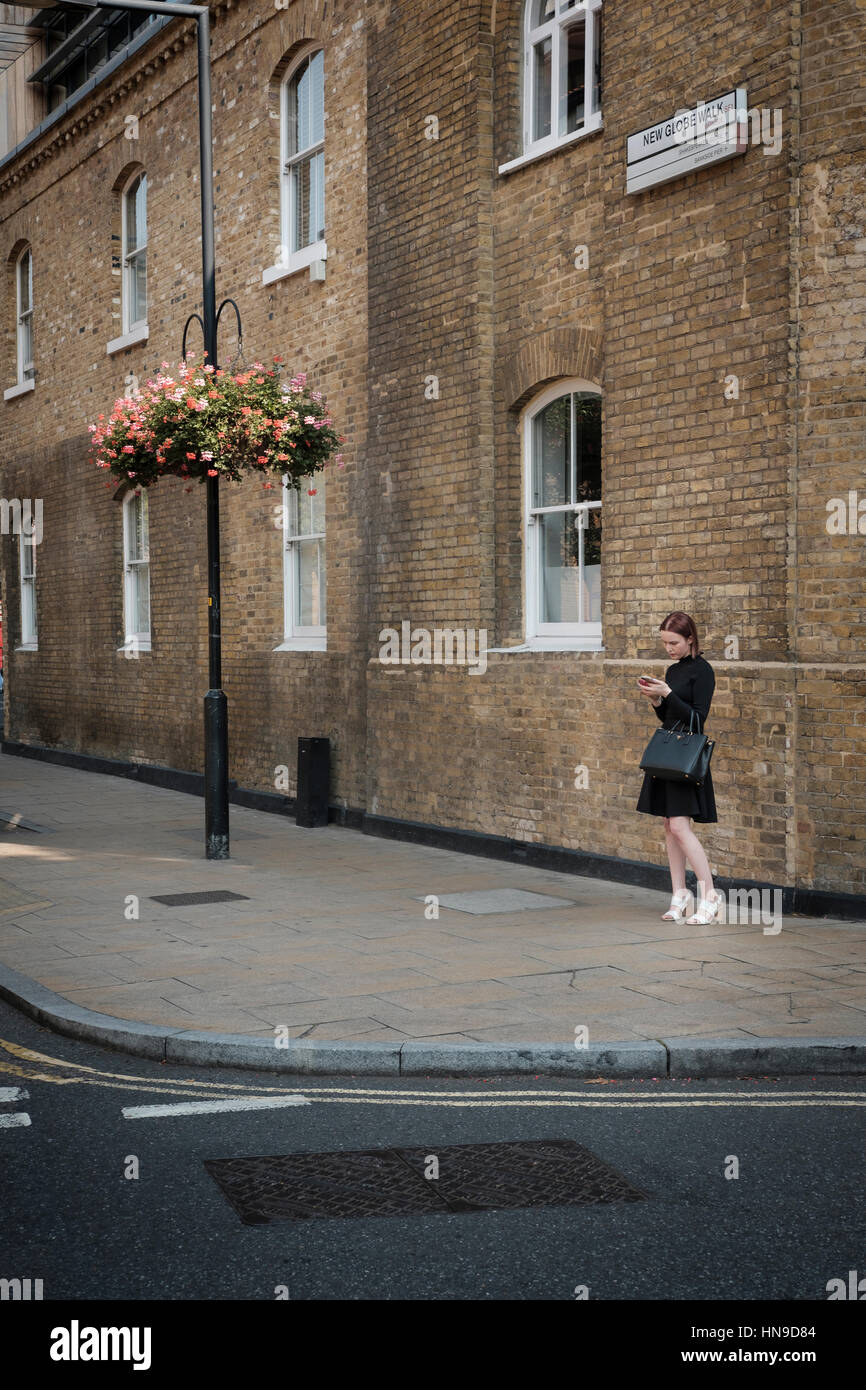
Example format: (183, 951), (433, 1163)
(635, 653), (717, 822)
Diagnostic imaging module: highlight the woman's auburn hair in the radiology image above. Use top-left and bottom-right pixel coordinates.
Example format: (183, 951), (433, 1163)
(659, 610), (701, 656)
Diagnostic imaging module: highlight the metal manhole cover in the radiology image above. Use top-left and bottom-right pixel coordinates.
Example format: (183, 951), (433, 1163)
(149, 890), (250, 906)
(413, 889), (577, 914)
(204, 1139), (648, 1225)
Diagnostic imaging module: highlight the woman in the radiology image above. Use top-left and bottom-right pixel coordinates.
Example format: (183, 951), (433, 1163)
(636, 611), (723, 925)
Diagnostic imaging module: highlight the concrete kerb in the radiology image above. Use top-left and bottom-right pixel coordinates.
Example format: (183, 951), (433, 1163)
(2, 963), (866, 1076)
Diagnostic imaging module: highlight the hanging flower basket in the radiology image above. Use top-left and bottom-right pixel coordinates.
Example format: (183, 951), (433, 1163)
(88, 353), (344, 491)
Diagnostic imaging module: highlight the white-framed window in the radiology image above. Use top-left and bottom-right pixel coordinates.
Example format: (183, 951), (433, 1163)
(122, 171), (147, 332)
(510, 0), (602, 169)
(19, 528), (37, 649)
(265, 47), (326, 282)
(16, 247), (34, 384)
(277, 473), (326, 650)
(122, 490), (151, 652)
(524, 380), (602, 648)
(5, 246), (36, 400)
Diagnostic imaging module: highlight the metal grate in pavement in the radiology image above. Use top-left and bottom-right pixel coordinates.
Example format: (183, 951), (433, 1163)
(413, 888), (577, 914)
(204, 1139), (648, 1225)
(149, 890), (251, 906)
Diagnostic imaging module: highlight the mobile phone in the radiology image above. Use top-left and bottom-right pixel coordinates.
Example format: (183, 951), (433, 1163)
(638, 676), (655, 685)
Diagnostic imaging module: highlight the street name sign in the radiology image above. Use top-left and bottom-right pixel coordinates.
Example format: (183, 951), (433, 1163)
(627, 88), (749, 194)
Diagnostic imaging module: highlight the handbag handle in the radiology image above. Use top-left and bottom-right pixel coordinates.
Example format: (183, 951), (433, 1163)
(670, 709), (703, 735)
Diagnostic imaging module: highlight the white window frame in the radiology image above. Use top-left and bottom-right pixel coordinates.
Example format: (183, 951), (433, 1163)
(523, 378), (602, 650)
(275, 473), (326, 651)
(5, 247), (36, 400)
(500, 0), (602, 175)
(18, 527), (37, 650)
(122, 170), (147, 335)
(121, 490), (151, 654)
(263, 45), (327, 285)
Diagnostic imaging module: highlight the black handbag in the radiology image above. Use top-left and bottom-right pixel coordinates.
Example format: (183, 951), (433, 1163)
(639, 709), (715, 784)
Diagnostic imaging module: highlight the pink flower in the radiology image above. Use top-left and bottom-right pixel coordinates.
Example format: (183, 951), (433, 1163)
(186, 452), (197, 460)
(207, 469), (218, 477)
(122, 445), (135, 454)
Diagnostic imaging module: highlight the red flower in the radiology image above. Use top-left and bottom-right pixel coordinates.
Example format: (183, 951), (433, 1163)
(186, 452), (197, 460)
(207, 469), (218, 477)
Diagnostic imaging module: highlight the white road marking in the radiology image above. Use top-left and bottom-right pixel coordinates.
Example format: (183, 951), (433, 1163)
(0, 1087), (28, 1103)
(122, 1095), (311, 1120)
(0, 1112), (31, 1128)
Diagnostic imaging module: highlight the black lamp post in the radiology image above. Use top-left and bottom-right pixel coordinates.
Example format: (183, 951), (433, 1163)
(23, 0), (231, 858)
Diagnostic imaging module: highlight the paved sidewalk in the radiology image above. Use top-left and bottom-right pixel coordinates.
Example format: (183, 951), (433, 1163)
(0, 750), (864, 1062)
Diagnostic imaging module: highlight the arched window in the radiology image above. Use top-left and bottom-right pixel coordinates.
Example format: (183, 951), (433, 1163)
(16, 247), (34, 385)
(524, 381), (602, 646)
(279, 48), (326, 276)
(122, 171), (147, 332)
(522, 0), (602, 158)
(19, 528), (37, 650)
(122, 489), (151, 653)
(5, 244), (36, 399)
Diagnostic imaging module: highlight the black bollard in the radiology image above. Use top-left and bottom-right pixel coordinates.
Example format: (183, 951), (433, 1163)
(296, 737), (329, 827)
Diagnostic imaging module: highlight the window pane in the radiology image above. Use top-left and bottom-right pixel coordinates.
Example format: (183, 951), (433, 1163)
(582, 509), (602, 624)
(21, 539), (35, 580)
(129, 493), (148, 561)
(539, 511), (579, 623)
(532, 395), (570, 507)
(532, 0), (555, 23)
(23, 581), (37, 641)
(533, 37), (552, 140)
(19, 252), (31, 313)
(574, 393), (601, 503)
(561, 22), (585, 134)
(296, 538), (326, 626)
(126, 175), (146, 252)
(296, 478), (325, 535)
(133, 564), (150, 635)
(20, 315), (33, 372)
(292, 157), (312, 251)
(311, 149), (325, 243)
(309, 49), (324, 146)
(129, 249), (147, 324)
(293, 51), (324, 155)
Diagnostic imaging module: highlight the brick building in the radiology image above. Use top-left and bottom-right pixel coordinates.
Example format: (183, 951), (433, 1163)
(0, 0), (864, 912)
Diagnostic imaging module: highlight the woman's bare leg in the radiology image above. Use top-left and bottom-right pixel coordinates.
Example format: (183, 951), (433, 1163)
(667, 816), (715, 898)
(663, 816), (688, 893)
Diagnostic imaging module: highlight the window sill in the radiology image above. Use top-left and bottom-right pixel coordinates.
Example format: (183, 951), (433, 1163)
(262, 241), (328, 285)
(491, 640), (605, 653)
(107, 323), (149, 355)
(117, 641), (152, 655)
(274, 636), (327, 652)
(4, 378), (35, 401)
(15, 643), (38, 652)
(498, 115), (603, 176)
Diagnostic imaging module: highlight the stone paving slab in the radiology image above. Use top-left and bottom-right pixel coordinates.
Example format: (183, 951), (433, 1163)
(0, 750), (864, 1056)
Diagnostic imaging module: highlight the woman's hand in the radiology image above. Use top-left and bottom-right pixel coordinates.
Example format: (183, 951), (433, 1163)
(642, 678), (670, 698)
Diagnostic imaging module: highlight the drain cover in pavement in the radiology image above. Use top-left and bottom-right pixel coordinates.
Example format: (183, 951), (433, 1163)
(204, 1139), (647, 1225)
(414, 888), (577, 914)
(149, 890), (250, 906)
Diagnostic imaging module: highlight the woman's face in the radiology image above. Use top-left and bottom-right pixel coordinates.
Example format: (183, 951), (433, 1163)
(660, 628), (692, 660)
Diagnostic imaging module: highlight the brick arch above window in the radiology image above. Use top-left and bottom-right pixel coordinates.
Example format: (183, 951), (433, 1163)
(501, 326), (602, 413)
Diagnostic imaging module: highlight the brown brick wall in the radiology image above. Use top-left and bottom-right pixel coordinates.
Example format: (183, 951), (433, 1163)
(1, 0), (863, 898)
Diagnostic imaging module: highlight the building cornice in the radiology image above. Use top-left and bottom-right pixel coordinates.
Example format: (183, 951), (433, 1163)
(0, 0), (238, 198)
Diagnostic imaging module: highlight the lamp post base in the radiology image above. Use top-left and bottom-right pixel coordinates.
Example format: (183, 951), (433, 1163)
(204, 688), (229, 859)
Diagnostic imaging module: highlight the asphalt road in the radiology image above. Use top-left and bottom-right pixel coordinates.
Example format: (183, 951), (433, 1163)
(1, 995), (864, 1307)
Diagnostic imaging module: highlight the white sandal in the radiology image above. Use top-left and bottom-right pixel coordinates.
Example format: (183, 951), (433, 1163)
(686, 890), (723, 925)
(662, 889), (693, 921)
